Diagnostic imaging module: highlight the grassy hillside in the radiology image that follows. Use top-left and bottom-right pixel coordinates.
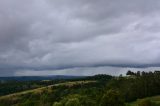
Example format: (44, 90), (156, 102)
(0, 80), (96, 100)
(127, 96), (160, 106)
(0, 76), (112, 106)
(1, 72), (160, 106)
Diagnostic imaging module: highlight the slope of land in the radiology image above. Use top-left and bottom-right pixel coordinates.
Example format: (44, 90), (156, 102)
(128, 96), (160, 106)
(0, 72), (160, 106)
(0, 80), (96, 100)
(0, 74), (112, 106)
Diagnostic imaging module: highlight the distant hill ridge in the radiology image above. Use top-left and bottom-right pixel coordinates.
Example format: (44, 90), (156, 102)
(0, 75), (86, 81)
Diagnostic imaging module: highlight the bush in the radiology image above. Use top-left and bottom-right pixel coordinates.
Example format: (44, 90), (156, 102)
(52, 102), (63, 106)
(138, 99), (152, 106)
(20, 99), (35, 106)
(65, 98), (80, 106)
(100, 89), (125, 106)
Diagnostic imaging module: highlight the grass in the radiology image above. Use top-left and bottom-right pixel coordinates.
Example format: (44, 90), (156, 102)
(127, 95), (160, 106)
(0, 80), (96, 100)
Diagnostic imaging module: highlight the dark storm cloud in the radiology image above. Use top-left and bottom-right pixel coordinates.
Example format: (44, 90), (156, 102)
(1, 0), (160, 76)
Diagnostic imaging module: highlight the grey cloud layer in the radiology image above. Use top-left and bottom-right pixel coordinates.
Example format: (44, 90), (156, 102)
(1, 0), (160, 76)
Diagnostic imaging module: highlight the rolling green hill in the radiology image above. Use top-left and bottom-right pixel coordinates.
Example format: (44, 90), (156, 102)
(0, 80), (96, 100)
(0, 79), (104, 106)
(127, 96), (160, 106)
(1, 72), (160, 106)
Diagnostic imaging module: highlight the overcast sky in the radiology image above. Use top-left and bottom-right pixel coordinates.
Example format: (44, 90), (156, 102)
(1, 0), (160, 76)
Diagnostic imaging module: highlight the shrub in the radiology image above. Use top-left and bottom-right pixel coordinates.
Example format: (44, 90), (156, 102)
(65, 98), (80, 106)
(100, 89), (125, 106)
(52, 102), (63, 106)
(138, 99), (152, 106)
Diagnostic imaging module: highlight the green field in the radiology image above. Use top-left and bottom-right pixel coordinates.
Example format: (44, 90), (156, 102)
(0, 80), (96, 100)
(127, 96), (160, 106)
(0, 80), (101, 106)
